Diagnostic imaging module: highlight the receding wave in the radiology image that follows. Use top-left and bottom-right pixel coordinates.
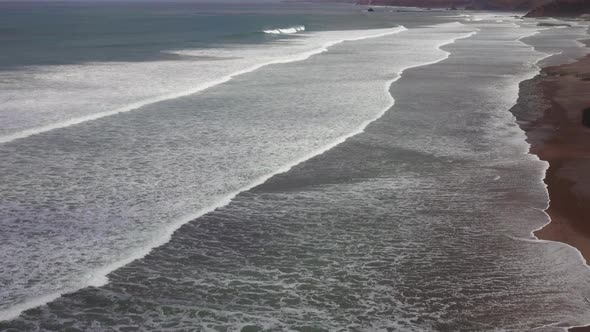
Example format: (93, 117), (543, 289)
(263, 25), (305, 35)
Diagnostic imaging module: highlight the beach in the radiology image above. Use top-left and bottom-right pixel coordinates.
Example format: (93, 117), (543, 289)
(513, 53), (590, 264)
(2, 2), (590, 330)
(510, 45), (590, 332)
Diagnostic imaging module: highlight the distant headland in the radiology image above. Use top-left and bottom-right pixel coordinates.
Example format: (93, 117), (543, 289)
(294, 0), (590, 18)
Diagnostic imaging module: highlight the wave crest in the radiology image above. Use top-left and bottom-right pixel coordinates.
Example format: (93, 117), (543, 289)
(263, 25), (305, 35)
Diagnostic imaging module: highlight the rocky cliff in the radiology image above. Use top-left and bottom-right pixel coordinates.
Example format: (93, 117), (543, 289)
(468, 0), (553, 10)
(304, 0), (590, 17)
(355, 0), (553, 10)
(525, 0), (590, 17)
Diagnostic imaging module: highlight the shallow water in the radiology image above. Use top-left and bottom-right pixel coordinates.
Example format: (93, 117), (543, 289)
(1, 4), (590, 331)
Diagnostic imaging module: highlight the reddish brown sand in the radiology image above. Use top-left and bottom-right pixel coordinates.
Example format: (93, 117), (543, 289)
(523, 55), (590, 331)
(530, 55), (590, 259)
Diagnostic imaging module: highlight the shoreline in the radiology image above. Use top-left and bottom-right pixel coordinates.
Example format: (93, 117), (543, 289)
(530, 55), (590, 262)
(534, 58), (590, 261)
(512, 54), (590, 330)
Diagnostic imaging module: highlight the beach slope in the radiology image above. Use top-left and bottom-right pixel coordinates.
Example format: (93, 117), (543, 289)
(513, 54), (590, 264)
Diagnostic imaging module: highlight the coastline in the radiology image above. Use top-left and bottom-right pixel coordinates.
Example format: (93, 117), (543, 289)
(513, 55), (590, 263)
(535, 56), (590, 263)
(511, 48), (590, 332)
(3, 8), (590, 328)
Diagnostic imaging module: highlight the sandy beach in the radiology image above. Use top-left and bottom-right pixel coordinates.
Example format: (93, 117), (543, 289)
(536, 55), (590, 261)
(509, 48), (590, 332)
(3, 3), (590, 328)
(514, 53), (590, 263)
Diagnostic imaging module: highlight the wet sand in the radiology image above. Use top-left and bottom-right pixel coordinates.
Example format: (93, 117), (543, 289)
(537, 56), (590, 332)
(511, 51), (590, 332)
(514, 54), (590, 264)
(535, 55), (590, 262)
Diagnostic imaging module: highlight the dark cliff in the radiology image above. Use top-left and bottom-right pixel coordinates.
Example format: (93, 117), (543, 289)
(355, 0), (590, 15)
(355, 0), (553, 10)
(525, 0), (590, 17)
(299, 0), (590, 17)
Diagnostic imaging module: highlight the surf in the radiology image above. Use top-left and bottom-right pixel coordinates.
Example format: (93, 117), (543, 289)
(0, 26), (405, 145)
(0, 22), (479, 322)
(263, 25), (306, 34)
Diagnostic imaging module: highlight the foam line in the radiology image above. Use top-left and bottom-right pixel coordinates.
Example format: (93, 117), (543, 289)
(511, 23), (590, 331)
(513, 26), (590, 269)
(263, 25), (305, 34)
(0, 24), (479, 322)
(0, 26), (406, 145)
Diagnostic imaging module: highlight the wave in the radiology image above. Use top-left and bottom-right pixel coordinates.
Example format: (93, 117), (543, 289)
(0, 25), (410, 321)
(0, 23), (481, 322)
(0, 26), (404, 145)
(516, 25), (590, 331)
(263, 25), (305, 35)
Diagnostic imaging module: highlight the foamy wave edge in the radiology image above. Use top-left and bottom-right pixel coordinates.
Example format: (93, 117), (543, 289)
(513, 23), (590, 332)
(263, 25), (305, 35)
(516, 30), (590, 266)
(0, 24), (407, 320)
(0, 26), (401, 145)
(0, 23), (479, 322)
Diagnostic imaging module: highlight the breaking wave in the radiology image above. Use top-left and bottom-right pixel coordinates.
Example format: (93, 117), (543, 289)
(263, 25), (305, 35)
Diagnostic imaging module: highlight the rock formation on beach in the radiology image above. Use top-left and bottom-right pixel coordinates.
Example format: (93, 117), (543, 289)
(583, 108), (590, 128)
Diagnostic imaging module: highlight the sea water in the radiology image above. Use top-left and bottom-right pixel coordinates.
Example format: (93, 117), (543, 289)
(1, 2), (589, 331)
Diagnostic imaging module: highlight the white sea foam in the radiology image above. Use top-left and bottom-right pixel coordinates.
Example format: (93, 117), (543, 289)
(83, 24), (478, 303)
(518, 22), (590, 269)
(0, 22), (478, 321)
(263, 25), (305, 34)
(504, 21), (590, 330)
(0, 294), (62, 323)
(0, 26), (403, 144)
(521, 22), (590, 66)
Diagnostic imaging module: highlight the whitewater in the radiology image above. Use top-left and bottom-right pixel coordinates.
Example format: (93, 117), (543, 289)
(0, 21), (477, 321)
(0, 26), (403, 144)
(2, 5), (590, 330)
(263, 25), (306, 34)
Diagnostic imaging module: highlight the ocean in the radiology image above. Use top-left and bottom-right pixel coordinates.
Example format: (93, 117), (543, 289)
(1, 2), (590, 331)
